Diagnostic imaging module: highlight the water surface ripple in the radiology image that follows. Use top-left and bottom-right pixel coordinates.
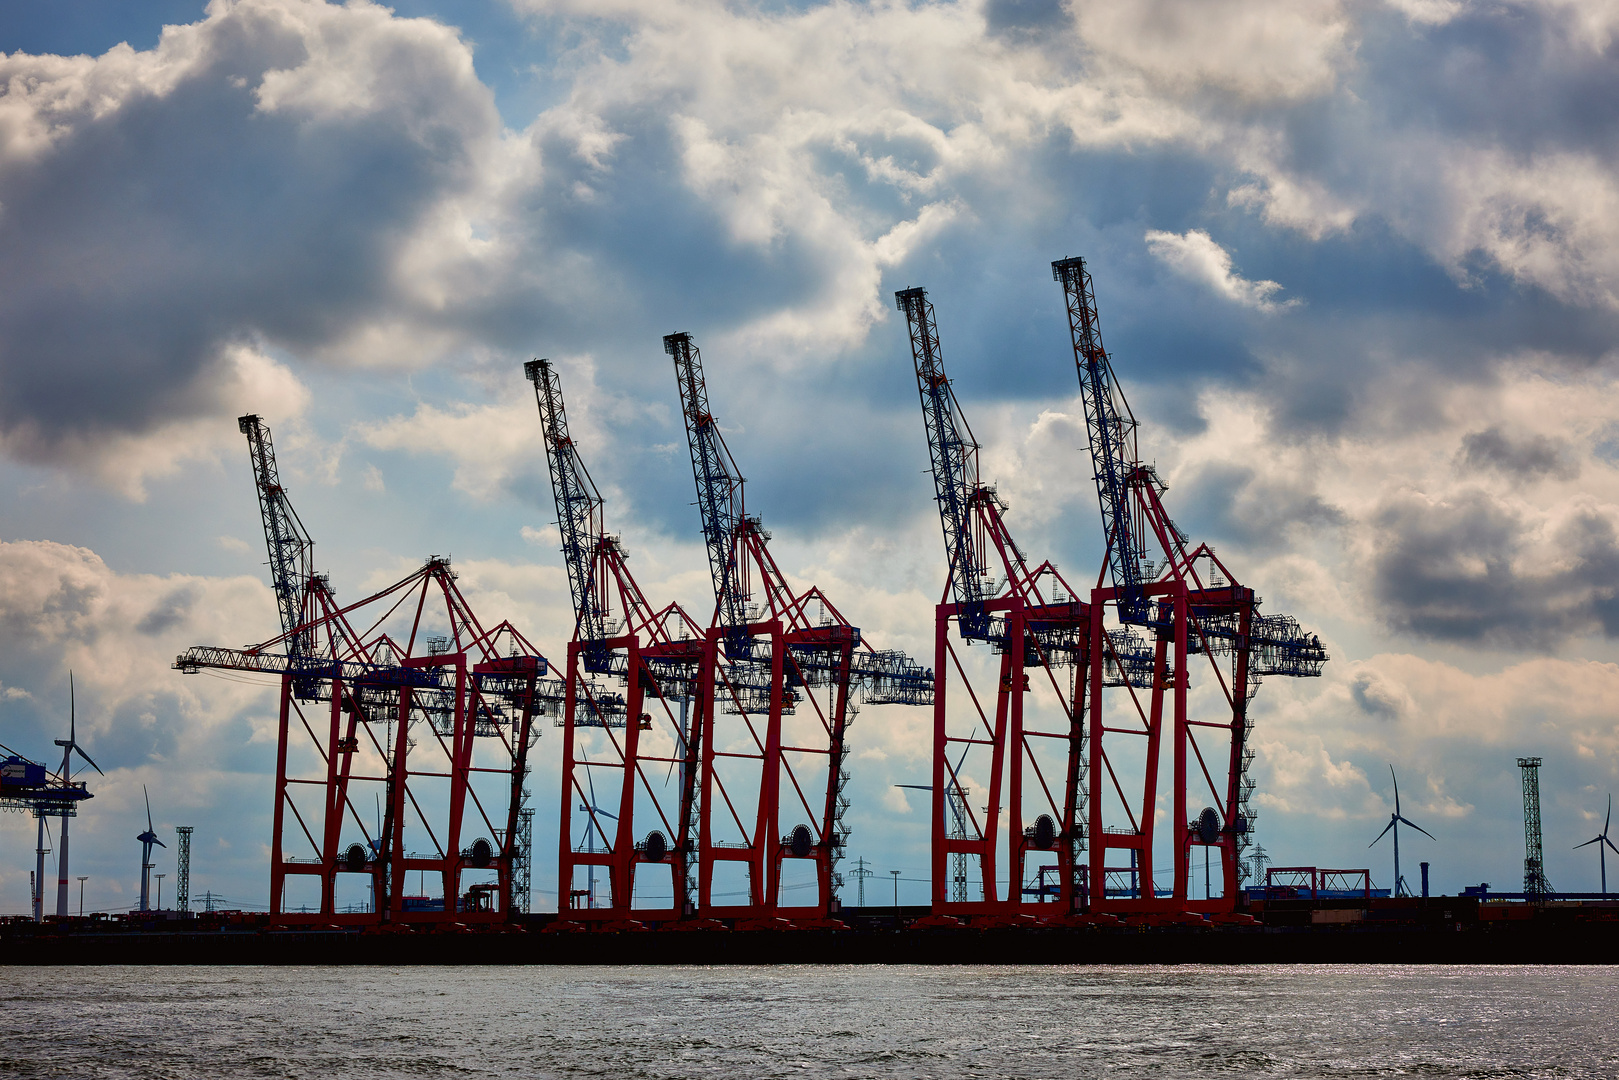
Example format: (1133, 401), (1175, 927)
(2, 964), (1614, 1079)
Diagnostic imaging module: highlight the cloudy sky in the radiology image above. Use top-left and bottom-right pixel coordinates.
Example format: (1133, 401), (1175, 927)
(3, 0), (1618, 913)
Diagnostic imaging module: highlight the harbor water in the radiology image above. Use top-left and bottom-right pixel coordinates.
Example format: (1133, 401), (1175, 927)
(3, 963), (1615, 1078)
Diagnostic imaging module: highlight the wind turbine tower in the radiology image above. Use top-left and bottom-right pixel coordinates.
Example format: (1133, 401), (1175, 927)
(54, 674), (103, 917)
(1519, 757), (1552, 901)
(32, 816), (49, 922)
(1369, 765), (1434, 897)
(1574, 795), (1617, 896)
(136, 786), (166, 912)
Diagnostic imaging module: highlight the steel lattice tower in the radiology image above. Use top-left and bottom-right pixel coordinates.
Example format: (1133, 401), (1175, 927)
(1518, 757), (1552, 900)
(513, 808), (534, 915)
(175, 826), (193, 911)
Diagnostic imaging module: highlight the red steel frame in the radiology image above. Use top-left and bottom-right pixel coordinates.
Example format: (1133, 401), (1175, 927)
(695, 520), (867, 926)
(555, 540), (706, 925)
(530, 355), (709, 925)
(897, 287), (1094, 924)
(180, 558), (547, 926)
(928, 490), (1092, 920)
(1087, 475), (1256, 915)
(672, 332), (930, 927)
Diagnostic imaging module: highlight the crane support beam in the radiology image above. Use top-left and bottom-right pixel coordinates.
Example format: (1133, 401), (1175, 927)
(185, 436), (552, 929)
(527, 358), (708, 925)
(668, 334), (751, 653)
(898, 287), (1099, 923)
(1051, 255), (1327, 917)
(672, 332), (932, 926)
(1050, 259), (1149, 627)
(895, 289), (993, 641)
(238, 415), (321, 659)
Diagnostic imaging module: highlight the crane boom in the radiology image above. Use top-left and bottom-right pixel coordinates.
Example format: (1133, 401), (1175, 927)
(237, 415), (318, 658)
(895, 287), (992, 640)
(1050, 258), (1150, 625)
(525, 359), (614, 671)
(664, 330), (931, 921)
(667, 332), (751, 646)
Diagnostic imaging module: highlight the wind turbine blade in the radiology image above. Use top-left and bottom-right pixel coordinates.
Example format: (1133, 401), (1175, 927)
(144, 785), (154, 832)
(73, 745), (104, 776)
(1390, 764), (1400, 816)
(1604, 836), (1619, 856)
(69, 672), (75, 743)
(1369, 818), (1395, 847)
(1575, 836), (1603, 849)
(1606, 794), (1612, 835)
(1397, 815), (1436, 841)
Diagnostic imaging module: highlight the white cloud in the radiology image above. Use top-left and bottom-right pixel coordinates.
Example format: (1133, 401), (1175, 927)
(1075, 0), (1352, 101)
(0, 0), (501, 478)
(1145, 229), (1296, 311)
(0, 538), (284, 912)
(1381, 0), (1465, 25)
(5, 0), (1619, 905)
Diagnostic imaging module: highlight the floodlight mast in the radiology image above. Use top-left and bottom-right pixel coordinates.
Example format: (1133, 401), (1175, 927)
(1520, 756), (1552, 900)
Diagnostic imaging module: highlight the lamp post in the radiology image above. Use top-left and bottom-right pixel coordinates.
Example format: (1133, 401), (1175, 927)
(155, 874), (165, 911)
(77, 876), (87, 916)
(890, 870), (901, 921)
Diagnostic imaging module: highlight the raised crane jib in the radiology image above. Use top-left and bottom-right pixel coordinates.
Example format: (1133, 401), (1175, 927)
(237, 415), (317, 660)
(667, 332), (752, 653)
(525, 359), (613, 673)
(895, 287), (992, 640)
(1052, 257), (1150, 625)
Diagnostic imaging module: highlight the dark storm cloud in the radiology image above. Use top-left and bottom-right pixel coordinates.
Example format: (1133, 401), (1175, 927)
(135, 586), (197, 636)
(1172, 462), (1345, 552)
(1458, 425), (1579, 481)
(1372, 490), (1619, 647)
(1357, 3), (1619, 161)
(0, 0), (500, 462)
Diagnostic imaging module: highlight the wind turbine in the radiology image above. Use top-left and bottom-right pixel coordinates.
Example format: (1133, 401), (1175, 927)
(53, 673), (103, 917)
(1369, 764), (1434, 897)
(1574, 794), (1619, 896)
(578, 753), (616, 910)
(136, 786), (166, 912)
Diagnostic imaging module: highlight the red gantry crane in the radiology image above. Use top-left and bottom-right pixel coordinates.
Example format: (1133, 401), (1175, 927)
(177, 417), (553, 925)
(668, 332), (933, 926)
(526, 358), (712, 927)
(1052, 256), (1327, 915)
(895, 290), (1149, 923)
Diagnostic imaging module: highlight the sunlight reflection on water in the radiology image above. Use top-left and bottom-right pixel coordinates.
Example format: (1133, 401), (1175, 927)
(2, 964), (1615, 1079)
